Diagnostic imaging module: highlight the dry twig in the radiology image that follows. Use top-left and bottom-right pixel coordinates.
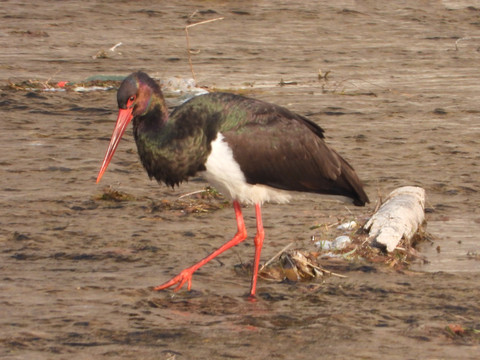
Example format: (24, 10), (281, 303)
(185, 16), (224, 86)
(259, 242), (295, 272)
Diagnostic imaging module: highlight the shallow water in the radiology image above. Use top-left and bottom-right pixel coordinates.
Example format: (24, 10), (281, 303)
(1, 1), (479, 359)
(413, 219), (480, 273)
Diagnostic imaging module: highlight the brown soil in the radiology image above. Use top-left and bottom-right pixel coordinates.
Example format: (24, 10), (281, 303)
(1, 1), (479, 359)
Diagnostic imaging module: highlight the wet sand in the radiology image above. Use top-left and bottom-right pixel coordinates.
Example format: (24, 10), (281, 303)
(1, 1), (479, 359)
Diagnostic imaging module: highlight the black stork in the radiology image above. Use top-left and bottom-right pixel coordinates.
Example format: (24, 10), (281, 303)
(97, 71), (369, 298)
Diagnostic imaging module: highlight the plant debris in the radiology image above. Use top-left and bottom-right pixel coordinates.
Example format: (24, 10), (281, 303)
(5, 78), (123, 92)
(93, 186), (136, 202)
(148, 186), (229, 215)
(250, 194), (433, 286)
(93, 186), (229, 215)
(259, 249), (346, 282)
(445, 323), (480, 344)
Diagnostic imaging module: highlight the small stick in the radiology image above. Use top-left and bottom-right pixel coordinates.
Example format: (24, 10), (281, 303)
(310, 263), (347, 278)
(109, 42), (123, 52)
(324, 220), (341, 230)
(185, 16), (224, 86)
(259, 242), (295, 272)
(177, 189), (206, 200)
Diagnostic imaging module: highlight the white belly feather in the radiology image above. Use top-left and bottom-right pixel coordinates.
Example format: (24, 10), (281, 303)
(203, 133), (291, 205)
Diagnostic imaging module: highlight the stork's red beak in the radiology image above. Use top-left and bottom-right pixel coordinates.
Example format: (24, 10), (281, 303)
(96, 108), (134, 183)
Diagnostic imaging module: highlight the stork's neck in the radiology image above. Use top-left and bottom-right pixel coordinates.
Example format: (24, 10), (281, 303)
(148, 90), (169, 126)
(133, 90), (169, 132)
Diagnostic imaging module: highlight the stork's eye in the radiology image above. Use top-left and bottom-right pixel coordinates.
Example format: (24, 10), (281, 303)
(126, 95), (136, 108)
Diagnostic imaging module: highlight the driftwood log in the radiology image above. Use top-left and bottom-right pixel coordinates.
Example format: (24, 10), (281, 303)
(364, 186), (426, 252)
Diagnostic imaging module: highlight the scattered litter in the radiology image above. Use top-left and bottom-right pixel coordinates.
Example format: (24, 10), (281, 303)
(314, 235), (351, 250)
(74, 86), (115, 92)
(5, 73), (211, 105)
(333, 235), (351, 249)
(251, 186), (432, 287)
(337, 220), (357, 230)
(161, 77), (209, 103)
(6, 76), (124, 93)
(314, 240), (333, 250)
(41, 87), (66, 92)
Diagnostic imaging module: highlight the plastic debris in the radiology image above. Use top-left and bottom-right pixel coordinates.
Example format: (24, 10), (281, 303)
(42, 88), (66, 92)
(333, 235), (351, 249)
(315, 235), (351, 250)
(7, 74), (210, 99)
(73, 86), (115, 92)
(314, 240), (334, 250)
(364, 186), (426, 252)
(337, 220), (357, 231)
(160, 77), (209, 104)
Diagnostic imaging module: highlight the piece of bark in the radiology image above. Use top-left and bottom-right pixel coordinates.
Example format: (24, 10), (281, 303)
(364, 186), (426, 252)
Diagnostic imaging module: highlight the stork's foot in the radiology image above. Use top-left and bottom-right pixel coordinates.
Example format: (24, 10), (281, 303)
(154, 267), (195, 292)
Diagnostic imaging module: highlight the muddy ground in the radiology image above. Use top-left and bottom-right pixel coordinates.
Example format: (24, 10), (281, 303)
(1, 0), (480, 359)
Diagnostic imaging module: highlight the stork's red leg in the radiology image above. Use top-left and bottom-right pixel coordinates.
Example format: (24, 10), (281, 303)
(154, 200), (247, 292)
(249, 203), (265, 297)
